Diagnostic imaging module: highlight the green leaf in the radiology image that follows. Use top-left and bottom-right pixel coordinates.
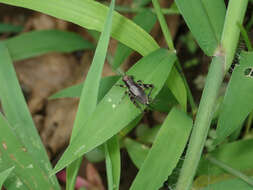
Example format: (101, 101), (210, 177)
(130, 108), (192, 190)
(66, 0), (115, 189)
(0, 23), (23, 33)
(52, 48), (177, 174)
(136, 124), (160, 144)
(198, 139), (253, 176)
(105, 136), (120, 190)
(0, 42), (60, 189)
(214, 51), (253, 145)
(0, 167), (14, 188)
(112, 10), (157, 69)
(0, 0), (159, 56)
(124, 138), (150, 169)
(0, 114), (57, 189)
(49, 76), (120, 101)
(200, 178), (253, 190)
(3, 30), (94, 61)
(175, 0), (226, 56)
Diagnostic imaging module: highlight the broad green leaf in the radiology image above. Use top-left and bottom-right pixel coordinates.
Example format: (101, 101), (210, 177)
(215, 51), (253, 145)
(0, 42), (60, 189)
(50, 76), (120, 101)
(130, 108), (192, 190)
(3, 30), (94, 61)
(66, 0), (115, 189)
(52, 48), (177, 174)
(200, 178), (253, 190)
(105, 136), (120, 190)
(175, 0), (226, 56)
(112, 10), (157, 69)
(0, 23), (23, 33)
(198, 139), (253, 176)
(0, 114), (57, 189)
(0, 0), (159, 56)
(0, 167), (14, 188)
(124, 138), (150, 169)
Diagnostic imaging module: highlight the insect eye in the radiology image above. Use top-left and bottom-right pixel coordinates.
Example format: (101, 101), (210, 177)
(130, 75), (134, 79)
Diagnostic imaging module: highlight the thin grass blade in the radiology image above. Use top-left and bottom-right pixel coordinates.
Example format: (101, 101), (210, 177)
(66, 0), (115, 189)
(130, 108), (192, 190)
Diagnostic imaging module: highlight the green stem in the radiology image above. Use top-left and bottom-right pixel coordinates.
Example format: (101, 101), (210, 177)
(176, 54), (225, 190)
(175, 61), (197, 116)
(151, 0), (175, 50)
(176, 0), (248, 189)
(152, 0), (197, 115)
(221, 0), (249, 70)
(207, 156), (253, 187)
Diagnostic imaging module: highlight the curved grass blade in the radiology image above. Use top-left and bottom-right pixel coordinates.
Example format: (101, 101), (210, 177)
(49, 76), (120, 101)
(175, 0), (226, 56)
(214, 51), (253, 145)
(0, 42), (60, 189)
(52, 48), (177, 174)
(0, 0), (159, 56)
(112, 10), (156, 69)
(124, 138), (150, 169)
(0, 114), (57, 189)
(130, 108), (192, 190)
(3, 30), (94, 61)
(66, 0), (115, 189)
(105, 136), (120, 190)
(0, 167), (14, 188)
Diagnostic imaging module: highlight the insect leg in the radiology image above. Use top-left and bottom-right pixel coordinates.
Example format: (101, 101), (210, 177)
(129, 93), (142, 111)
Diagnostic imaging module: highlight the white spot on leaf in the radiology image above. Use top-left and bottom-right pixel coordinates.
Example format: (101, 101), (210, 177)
(16, 178), (23, 188)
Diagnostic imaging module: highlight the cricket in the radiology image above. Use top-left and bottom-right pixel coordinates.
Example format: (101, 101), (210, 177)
(116, 74), (154, 111)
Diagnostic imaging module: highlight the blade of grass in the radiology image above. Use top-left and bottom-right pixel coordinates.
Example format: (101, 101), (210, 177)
(207, 156), (253, 186)
(0, 0), (158, 56)
(3, 30), (94, 61)
(214, 51), (253, 145)
(112, 10), (156, 70)
(152, 0), (195, 113)
(0, 167), (14, 188)
(130, 108), (192, 190)
(0, 113), (57, 189)
(0, 42), (60, 189)
(105, 136), (120, 190)
(66, 0), (115, 189)
(175, 0), (225, 56)
(124, 138), (150, 169)
(49, 76), (120, 100)
(52, 48), (177, 174)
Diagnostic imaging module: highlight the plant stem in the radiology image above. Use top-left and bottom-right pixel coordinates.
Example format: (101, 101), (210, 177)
(176, 0), (248, 189)
(221, 0), (249, 70)
(176, 53), (225, 190)
(152, 0), (197, 115)
(207, 156), (253, 186)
